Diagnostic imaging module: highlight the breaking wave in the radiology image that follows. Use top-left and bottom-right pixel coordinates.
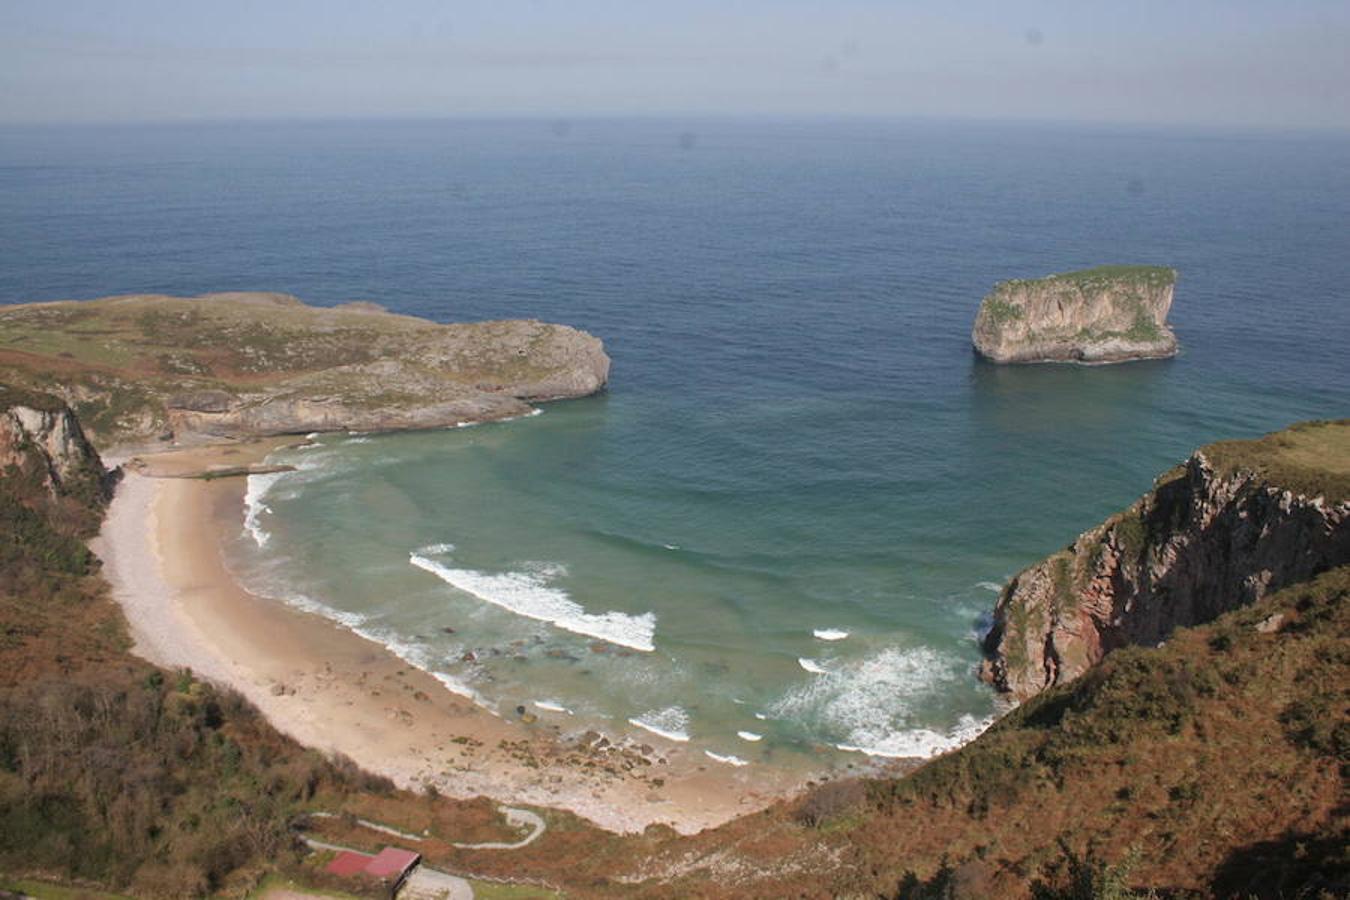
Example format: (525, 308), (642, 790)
(773, 646), (993, 759)
(627, 706), (690, 742)
(409, 545), (656, 652)
(242, 470), (288, 547)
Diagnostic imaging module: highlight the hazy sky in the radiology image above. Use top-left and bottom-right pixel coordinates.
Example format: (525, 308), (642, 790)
(2, 1), (1347, 130)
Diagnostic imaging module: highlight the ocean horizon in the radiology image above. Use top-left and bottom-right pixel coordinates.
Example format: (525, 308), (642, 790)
(4, 116), (1347, 768)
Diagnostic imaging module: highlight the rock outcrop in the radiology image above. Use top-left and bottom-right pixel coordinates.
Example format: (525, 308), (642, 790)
(0, 386), (111, 502)
(972, 265), (1178, 364)
(981, 420), (1350, 700)
(0, 293), (610, 446)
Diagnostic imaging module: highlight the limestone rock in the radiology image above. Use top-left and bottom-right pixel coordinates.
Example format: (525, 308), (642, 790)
(0, 293), (610, 447)
(0, 386), (110, 501)
(981, 420), (1350, 700)
(972, 265), (1178, 364)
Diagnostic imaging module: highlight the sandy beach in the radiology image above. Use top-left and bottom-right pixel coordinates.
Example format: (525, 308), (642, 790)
(93, 439), (810, 835)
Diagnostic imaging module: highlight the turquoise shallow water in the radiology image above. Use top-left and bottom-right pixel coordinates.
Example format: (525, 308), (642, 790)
(2, 118), (1348, 767)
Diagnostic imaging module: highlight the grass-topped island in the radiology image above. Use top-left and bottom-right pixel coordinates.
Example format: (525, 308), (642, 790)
(972, 265), (1179, 364)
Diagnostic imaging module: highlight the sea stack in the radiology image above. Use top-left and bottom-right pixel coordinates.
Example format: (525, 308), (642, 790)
(971, 265), (1178, 364)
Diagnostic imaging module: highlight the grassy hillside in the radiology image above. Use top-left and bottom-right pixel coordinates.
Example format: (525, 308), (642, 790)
(1203, 419), (1350, 504)
(611, 567), (1346, 897)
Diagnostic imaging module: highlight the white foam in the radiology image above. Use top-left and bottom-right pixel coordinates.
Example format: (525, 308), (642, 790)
(663, 543), (679, 551)
(835, 714), (993, 759)
(977, 581), (1003, 593)
(534, 700), (573, 715)
(753, 712), (768, 720)
(409, 548), (656, 652)
(305, 432), (320, 439)
(736, 730), (763, 742)
(344, 436), (373, 445)
(798, 657), (829, 674)
(813, 628), (850, 641)
(280, 591), (370, 631)
(242, 470), (288, 548)
(704, 750), (749, 767)
(773, 646), (994, 760)
(433, 671), (489, 705)
(627, 706), (690, 742)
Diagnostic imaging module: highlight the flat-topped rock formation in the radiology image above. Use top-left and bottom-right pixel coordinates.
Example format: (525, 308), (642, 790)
(981, 419), (1350, 700)
(972, 265), (1179, 364)
(0, 292), (610, 447)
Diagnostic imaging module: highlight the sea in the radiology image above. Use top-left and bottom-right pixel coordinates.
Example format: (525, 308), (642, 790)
(2, 118), (1347, 770)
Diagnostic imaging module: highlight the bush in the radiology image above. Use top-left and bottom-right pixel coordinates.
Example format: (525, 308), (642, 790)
(795, 779), (867, 828)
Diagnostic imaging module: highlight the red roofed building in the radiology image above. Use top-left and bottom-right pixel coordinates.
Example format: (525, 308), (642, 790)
(365, 847), (421, 880)
(326, 850), (375, 878)
(325, 845), (421, 895)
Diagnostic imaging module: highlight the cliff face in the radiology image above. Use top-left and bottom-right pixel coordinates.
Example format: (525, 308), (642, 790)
(972, 265), (1178, 364)
(981, 420), (1350, 700)
(0, 386), (110, 502)
(0, 293), (610, 447)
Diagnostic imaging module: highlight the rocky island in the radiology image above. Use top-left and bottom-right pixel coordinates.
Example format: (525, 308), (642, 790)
(971, 265), (1179, 364)
(0, 291), (610, 447)
(981, 419), (1350, 700)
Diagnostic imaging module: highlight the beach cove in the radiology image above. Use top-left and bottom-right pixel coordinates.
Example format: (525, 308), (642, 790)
(93, 437), (829, 835)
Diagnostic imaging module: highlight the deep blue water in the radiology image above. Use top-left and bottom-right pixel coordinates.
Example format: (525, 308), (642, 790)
(3, 118), (1347, 764)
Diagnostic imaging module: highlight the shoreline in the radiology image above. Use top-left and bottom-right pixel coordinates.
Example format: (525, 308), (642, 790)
(93, 438), (813, 835)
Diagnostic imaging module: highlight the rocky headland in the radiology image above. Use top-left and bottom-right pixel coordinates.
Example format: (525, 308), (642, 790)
(0, 292), (610, 447)
(972, 265), (1179, 364)
(981, 419), (1350, 700)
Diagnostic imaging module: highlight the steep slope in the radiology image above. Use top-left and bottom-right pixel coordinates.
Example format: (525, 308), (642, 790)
(608, 567), (1348, 898)
(0, 292), (610, 446)
(982, 420), (1350, 700)
(972, 265), (1178, 364)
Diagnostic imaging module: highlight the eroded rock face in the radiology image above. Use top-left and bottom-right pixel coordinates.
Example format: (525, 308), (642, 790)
(162, 320), (610, 440)
(981, 433), (1350, 700)
(0, 389), (109, 500)
(972, 266), (1178, 364)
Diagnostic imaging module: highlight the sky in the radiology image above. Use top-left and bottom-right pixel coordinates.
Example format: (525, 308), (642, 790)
(1, 1), (1347, 131)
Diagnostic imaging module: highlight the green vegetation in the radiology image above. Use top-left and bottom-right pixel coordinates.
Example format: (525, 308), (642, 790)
(808, 565), (1349, 896)
(466, 879), (564, 899)
(1003, 265), (1177, 291)
(981, 297), (1025, 326)
(2, 391), (1345, 898)
(1112, 507), (1148, 562)
(0, 877), (136, 899)
(0, 390), (618, 898)
(1203, 418), (1350, 504)
(0, 292), (601, 446)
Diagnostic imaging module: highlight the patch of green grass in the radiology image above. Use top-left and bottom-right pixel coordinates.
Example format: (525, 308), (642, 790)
(1203, 419), (1350, 504)
(466, 879), (563, 899)
(981, 297), (1025, 327)
(1113, 508), (1147, 562)
(1037, 265), (1176, 289)
(1051, 553), (1077, 618)
(0, 878), (136, 900)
